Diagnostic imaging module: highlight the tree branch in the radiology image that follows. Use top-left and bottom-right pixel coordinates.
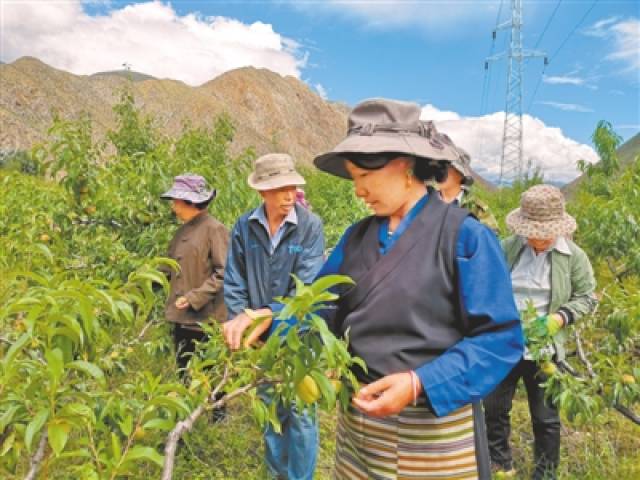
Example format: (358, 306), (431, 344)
(614, 404), (640, 425)
(574, 328), (595, 378)
(569, 329), (639, 426)
(161, 368), (265, 480)
(24, 431), (48, 480)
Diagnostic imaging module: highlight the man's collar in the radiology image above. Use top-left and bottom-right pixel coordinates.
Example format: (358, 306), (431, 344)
(249, 204), (298, 226)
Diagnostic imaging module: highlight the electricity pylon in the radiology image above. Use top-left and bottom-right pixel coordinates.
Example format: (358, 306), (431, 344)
(485, 0), (546, 185)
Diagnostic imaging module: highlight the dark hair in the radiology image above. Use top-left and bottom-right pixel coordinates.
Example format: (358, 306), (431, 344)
(415, 160), (449, 183)
(346, 152), (449, 183)
(184, 198), (212, 210)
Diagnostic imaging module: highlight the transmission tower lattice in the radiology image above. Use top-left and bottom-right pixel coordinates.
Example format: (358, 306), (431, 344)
(485, 0), (547, 185)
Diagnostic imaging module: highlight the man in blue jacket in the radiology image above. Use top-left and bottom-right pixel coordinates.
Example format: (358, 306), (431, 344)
(223, 153), (325, 480)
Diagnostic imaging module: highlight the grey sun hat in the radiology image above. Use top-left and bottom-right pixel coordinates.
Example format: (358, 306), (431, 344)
(450, 145), (474, 186)
(314, 98), (460, 179)
(160, 174), (216, 203)
(248, 153), (306, 191)
(506, 184), (577, 238)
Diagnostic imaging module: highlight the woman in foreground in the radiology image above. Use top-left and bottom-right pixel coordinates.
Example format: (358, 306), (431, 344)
(224, 98), (524, 479)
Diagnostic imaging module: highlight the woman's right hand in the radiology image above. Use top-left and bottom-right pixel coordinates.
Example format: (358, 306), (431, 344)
(223, 309), (272, 350)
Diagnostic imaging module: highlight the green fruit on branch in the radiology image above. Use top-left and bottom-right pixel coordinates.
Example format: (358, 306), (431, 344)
(296, 375), (321, 404)
(541, 361), (557, 376)
(330, 379), (343, 394)
(621, 374), (636, 385)
(39, 233), (51, 242)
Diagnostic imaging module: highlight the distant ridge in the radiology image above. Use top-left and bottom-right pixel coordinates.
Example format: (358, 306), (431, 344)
(91, 70), (156, 82)
(0, 57), (348, 166)
(0, 56), (495, 187)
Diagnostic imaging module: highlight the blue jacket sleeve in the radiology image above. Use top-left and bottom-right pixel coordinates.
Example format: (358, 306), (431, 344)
(415, 217), (524, 417)
(223, 221), (249, 319)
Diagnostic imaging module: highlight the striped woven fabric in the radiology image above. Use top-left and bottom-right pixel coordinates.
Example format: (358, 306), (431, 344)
(334, 403), (478, 479)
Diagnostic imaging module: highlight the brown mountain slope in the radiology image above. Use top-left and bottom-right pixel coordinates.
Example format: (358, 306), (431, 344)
(0, 57), (347, 164)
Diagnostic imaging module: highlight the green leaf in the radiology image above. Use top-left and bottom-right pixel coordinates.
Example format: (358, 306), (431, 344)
(111, 432), (122, 461)
(285, 328), (302, 352)
(309, 274), (354, 296)
(121, 446), (164, 468)
(67, 360), (106, 387)
(119, 415), (133, 437)
(142, 418), (174, 432)
(0, 405), (20, 433)
(2, 332), (30, 371)
(148, 395), (190, 416)
(60, 403), (96, 424)
(310, 370), (335, 407)
(48, 421), (70, 456)
(0, 431), (15, 457)
(45, 348), (64, 384)
(25, 409), (49, 453)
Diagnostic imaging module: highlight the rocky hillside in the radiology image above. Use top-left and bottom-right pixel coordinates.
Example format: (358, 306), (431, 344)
(0, 57), (349, 164)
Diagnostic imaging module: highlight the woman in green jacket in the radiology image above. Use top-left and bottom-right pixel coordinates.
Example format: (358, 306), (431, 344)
(484, 184), (597, 479)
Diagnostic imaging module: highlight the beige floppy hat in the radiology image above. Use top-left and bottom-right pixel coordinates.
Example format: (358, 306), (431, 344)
(313, 98), (460, 179)
(506, 184), (577, 238)
(248, 153), (306, 191)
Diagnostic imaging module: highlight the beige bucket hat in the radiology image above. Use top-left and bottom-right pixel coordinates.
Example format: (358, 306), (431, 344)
(314, 98), (460, 179)
(248, 153), (306, 191)
(506, 184), (577, 238)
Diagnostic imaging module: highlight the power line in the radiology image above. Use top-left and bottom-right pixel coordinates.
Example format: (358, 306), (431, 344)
(527, 0), (600, 113)
(526, 64), (547, 113)
(481, 0), (504, 115)
(549, 0), (600, 62)
(534, 0), (563, 49)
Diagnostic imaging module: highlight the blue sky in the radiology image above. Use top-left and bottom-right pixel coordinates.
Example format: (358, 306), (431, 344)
(3, 0), (639, 181)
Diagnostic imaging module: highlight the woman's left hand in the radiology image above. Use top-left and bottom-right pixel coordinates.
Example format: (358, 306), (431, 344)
(352, 372), (421, 417)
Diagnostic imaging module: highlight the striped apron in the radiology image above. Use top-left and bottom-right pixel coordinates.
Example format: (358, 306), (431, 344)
(335, 402), (481, 479)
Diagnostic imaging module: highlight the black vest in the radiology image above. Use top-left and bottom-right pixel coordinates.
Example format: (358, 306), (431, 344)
(333, 194), (469, 383)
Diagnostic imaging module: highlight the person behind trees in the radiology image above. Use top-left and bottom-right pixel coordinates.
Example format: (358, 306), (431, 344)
(223, 99), (524, 479)
(160, 174), (229, 421)
(484, 184), (597, 479)
(437, 145), (499, 231)
(223, 153), (325, 480)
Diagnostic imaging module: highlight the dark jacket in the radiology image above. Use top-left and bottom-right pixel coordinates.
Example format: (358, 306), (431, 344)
(165, 212), (229, 326)
(224, 204), (324, 318)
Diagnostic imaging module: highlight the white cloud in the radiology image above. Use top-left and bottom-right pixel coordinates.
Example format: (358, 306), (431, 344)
(583, 16), (621, 37)
(420, 104), (598, 183)
(584, 16), (640, 72)
(1, 1), (306, 85)
(537, 101), (593, 113)
(314, 83), (328, 100)
(609, 19), (640, 71)
(292, 1), (498, 33)
(543, 75), (586, 86)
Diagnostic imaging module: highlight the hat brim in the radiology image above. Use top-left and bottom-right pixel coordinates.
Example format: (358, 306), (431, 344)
(160, 188), (216, 203)
(450, 162), (473, 180)
(506, 208), (577, 238)
(314, 133), (460, 179)
(247, 171), (306, 191)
